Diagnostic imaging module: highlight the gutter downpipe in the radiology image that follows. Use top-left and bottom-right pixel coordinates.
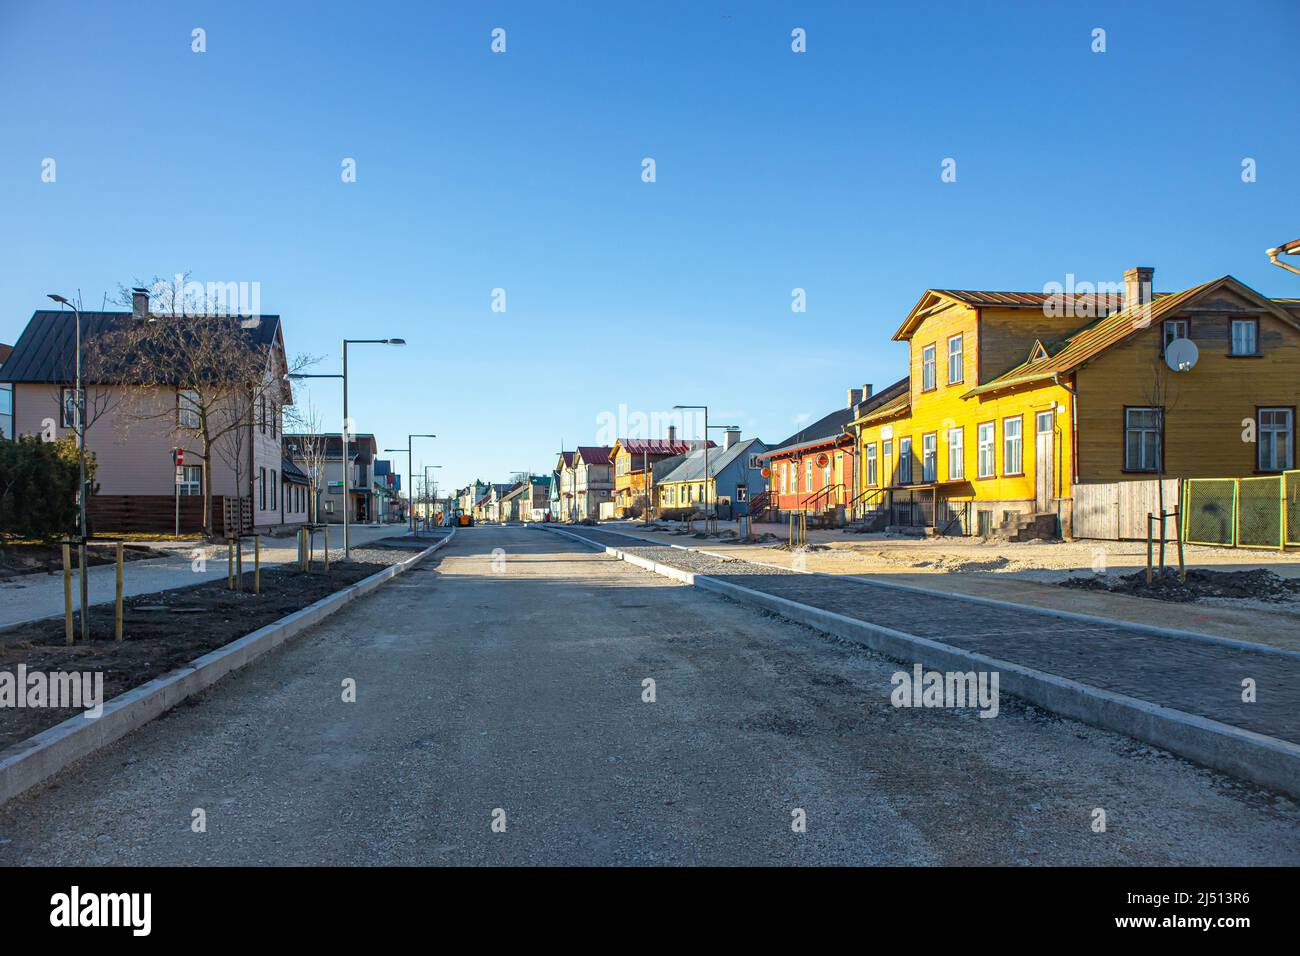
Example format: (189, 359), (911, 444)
(1053, 372), (1079, 539)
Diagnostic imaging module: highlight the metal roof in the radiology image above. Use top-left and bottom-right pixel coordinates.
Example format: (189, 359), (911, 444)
(962, 275), (1299, 397)
(574, 445), (612, 465)
(658, 437), (766, 484)
(613, 438), (709, 457)
(767, 377), (909, 456)
(0, 309), (282, 384)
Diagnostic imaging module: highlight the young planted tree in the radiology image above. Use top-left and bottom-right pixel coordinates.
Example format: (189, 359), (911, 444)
(103, 277), (312, 538)
(284, 398), (330, 524)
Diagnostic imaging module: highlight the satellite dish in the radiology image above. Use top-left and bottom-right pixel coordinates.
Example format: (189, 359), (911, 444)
(1165, 338), (1199, 372)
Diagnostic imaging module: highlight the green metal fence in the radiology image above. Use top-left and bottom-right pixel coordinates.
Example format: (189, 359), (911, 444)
(1182, 471), (1298, 550)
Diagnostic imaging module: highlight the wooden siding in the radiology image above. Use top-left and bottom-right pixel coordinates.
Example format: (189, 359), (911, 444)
(1075, 290), (1300, 481)
(1072, 479), (1182, 540)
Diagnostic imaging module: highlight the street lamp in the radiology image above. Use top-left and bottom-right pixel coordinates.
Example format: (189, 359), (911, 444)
(385, 433), (435, 534)
(672, 405), (716, 517)
(424, 465), (443, 527)
(342, 339), (404, 558)
(291, 336), (403, 559)
(1267, 238), (1300, 277)
(47, 293), (89, 640)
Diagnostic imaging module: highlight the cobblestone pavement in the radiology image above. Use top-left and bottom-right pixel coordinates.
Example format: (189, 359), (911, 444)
(550, 526), (1300, 745)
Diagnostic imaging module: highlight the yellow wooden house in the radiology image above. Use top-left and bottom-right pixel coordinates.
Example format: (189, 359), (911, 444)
(851, 268), (1300, 538)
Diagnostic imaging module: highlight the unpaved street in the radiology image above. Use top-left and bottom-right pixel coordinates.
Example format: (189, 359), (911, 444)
(1, 527), (1297, 866)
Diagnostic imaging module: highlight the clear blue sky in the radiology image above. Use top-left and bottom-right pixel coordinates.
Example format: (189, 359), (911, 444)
(2, 0), (1297, 493)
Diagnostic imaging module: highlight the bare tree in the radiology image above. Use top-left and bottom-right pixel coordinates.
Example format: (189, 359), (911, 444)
(284, 398), (329, 524)
(1143, 337), (1185, 572)
(102, 276), (313, 538)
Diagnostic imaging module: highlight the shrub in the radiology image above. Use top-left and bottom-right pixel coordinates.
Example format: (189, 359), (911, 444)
(0, 436), (98, 542)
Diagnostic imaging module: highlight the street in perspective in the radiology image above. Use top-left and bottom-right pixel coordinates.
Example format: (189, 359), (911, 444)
(0, 0), (1297, 937)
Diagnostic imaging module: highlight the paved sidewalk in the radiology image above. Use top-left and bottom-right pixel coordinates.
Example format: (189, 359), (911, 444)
(0, 524), (408, 630)
(553, 526), (1300, 747)
(594, 520), (1300, 650)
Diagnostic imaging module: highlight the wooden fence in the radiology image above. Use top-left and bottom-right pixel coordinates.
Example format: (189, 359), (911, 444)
(1071, 479), (1182, 541)
(89, 494), (251, 536)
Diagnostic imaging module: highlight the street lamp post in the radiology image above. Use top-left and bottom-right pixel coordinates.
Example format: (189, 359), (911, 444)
(48, 294), (88, 640)
(672, 405), (712, 516)
(342, 339), (404, 559)
(386, 434), (435, 534)
(290, 336), (404, 562)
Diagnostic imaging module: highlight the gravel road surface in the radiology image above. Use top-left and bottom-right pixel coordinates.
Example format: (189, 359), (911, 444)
(1, 526), (1296, 865)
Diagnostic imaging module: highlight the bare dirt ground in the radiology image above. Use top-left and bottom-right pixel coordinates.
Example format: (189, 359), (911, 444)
(0, 541), (170, 578)
(0, 539), (425, 749)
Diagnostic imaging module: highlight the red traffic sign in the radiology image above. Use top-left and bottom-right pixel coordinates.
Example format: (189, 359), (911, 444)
(174, 448), (184, 465)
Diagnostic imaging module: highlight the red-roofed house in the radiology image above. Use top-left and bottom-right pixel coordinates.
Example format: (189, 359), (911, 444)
(573, 445), (613, 520)
(609, 436), (712, 517)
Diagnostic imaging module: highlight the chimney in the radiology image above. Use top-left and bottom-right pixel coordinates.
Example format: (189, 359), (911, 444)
(667, 424), (678, 445)
(847, 388), (862, 409)
(1123, 267), (1154, 309)
(131, 287), (150, 320)
(723, 428), (741, 450)
(862, 383), (873, 399)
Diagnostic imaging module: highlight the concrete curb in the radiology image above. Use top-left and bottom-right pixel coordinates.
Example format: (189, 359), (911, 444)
(539, 524), (1300, 797)
(0, 530), (455, 806)
(585, 523), (1300, 659)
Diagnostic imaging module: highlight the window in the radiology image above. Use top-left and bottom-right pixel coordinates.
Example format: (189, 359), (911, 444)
(1162, 319), (1188, 352)
(805, 459), (812, 492)
(1124, 407), (1162, 472)
(259, 467), (267, 510)
(1231, 319), (1259, 356)
(921, 345), (936, 391)
(271, 469), (277, 509)
(947, 335), (963, 385)
(922, 433), (937, 482)
(947, 426), (964, 480)
(1258, 408), (1294, 471)
(60, 387), (77, 428)
(1003, 416), (1023, 475)
(177, 389), (200, 429)
(178, 465), (202, 496)
(258, 396), (267, 434)
(270, 401), (278, 438)
(898, 437), (913, 484)
(865, 443), (877, 486)
(0, 386), (10, 417)
(977, 422), (995, 478)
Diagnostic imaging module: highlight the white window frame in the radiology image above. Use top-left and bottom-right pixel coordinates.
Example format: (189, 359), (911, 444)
(178, 389), (200, 429)
(1258, 407), (1294, 471)
(865, 443), (877, 486)
(178, 465), (202, 496)
(60, 386), (78, 428)
(947, 335), (963, 385)
(1124, 407), (1162, 473)
(1003, 416), (1023, 476)
(947, 426), (964, 480)
(1231, 319), (1259, 357)
(921, 345), (936, 391)
(1162, 319), (1188, 352)
(977, 422), (995, 478)
(922, 433), (937, 483)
